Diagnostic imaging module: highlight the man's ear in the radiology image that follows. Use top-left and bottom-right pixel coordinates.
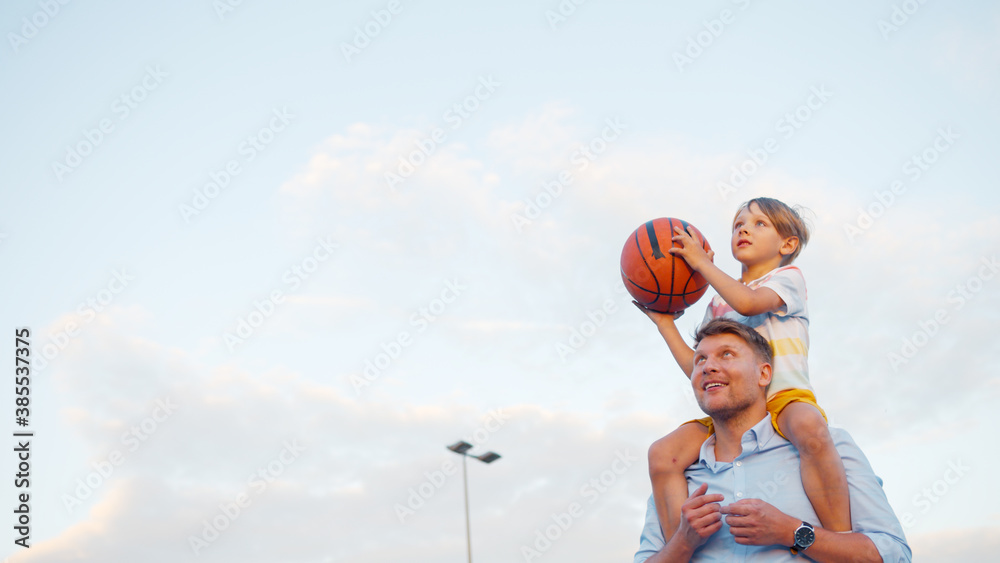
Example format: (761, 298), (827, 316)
(779, 236), (799, 258)
(758, 362), (772, 389)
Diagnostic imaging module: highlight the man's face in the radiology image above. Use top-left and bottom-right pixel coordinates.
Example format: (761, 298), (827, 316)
(691, 333), (771, 420)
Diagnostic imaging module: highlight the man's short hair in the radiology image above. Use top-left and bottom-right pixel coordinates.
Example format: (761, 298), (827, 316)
(693, 318), (773, 365)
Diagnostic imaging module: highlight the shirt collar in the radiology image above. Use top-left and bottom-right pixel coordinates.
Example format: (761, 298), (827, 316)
(697, 414), (777, 472)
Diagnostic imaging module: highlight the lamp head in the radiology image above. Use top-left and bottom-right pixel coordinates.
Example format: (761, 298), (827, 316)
(447, 441), (473, 454)
(476, 452), (501, 464)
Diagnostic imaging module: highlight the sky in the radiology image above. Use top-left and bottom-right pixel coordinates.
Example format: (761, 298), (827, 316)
(1, 0), (999, 561)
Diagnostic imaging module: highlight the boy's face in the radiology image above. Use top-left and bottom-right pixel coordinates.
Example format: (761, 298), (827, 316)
(730, 203), (797, 268)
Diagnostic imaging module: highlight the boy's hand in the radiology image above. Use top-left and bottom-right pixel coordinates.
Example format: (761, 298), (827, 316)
(670, 226), (715, 272)
(633, 301), (683, 326)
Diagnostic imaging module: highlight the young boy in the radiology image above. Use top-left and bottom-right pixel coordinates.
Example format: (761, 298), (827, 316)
(635, 197), (851, 539)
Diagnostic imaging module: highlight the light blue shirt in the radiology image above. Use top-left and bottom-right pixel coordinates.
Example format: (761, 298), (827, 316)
(633, 416), (911, 562)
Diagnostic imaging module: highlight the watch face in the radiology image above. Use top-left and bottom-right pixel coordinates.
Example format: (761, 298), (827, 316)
(795, 526), (816, 546)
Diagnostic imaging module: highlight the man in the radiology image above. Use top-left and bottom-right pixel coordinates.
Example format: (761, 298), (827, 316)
(634, 318), (911, 562)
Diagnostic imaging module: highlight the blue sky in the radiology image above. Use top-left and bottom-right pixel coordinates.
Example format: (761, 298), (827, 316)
(2, 1), (998, 561)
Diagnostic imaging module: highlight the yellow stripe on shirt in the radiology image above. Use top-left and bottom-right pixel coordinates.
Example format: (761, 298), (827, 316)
(771, 337), (807, 357)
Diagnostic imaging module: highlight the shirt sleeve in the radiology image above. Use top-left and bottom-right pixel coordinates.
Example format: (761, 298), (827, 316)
(834, 429), (913, 562)
(758, 267), (806, 318)
(633, 495), (665, 563)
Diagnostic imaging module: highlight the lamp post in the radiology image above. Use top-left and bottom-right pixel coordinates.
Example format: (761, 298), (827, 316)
(446, 440), (501, 563)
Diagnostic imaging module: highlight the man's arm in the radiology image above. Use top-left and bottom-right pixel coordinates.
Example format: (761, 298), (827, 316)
(721, 499), (881, 562)
(718, 428), (911, 562)
(806, 528), (882, 562)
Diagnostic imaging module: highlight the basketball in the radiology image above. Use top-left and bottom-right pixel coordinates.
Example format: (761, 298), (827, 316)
(620, 217), (712, 314)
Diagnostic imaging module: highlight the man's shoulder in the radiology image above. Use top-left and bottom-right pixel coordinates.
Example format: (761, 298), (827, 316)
(777, 425), (865, 457)
(756, 424), (869, 465)
(827, 426), (862, 450)
(827, 425), (852, 440)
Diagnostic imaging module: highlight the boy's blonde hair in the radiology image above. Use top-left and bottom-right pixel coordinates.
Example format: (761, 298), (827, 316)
(734, 197), (811, 265)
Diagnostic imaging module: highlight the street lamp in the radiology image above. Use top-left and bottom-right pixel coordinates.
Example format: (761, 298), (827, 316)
(446, 440), (501, 563)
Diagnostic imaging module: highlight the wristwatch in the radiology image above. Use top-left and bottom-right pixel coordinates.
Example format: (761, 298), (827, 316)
(790, 521), (815, 555)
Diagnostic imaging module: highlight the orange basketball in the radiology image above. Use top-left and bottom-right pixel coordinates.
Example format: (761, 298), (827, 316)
(621, 217), (711, 314)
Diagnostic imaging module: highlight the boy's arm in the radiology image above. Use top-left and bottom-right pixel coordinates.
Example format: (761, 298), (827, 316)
(669, 226), (783, 317)
(633, 303), (694, 376)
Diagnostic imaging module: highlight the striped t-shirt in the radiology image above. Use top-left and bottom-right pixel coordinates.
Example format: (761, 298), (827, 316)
(701, 266), (810, 398)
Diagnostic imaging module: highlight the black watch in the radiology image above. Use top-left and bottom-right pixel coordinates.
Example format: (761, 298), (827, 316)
(790, 521), (815, 555)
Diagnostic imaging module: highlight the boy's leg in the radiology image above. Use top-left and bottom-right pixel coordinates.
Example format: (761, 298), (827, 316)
(648, 421), (712, 539)
(777, 402), (852, 532)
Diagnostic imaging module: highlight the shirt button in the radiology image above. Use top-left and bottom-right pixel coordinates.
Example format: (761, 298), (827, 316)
(736, 492), (744, 498)
(735, 461), (742, 467)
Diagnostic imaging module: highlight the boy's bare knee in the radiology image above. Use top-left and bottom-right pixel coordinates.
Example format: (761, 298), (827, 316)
(783, 406), (830, 443)
(798, 425), (835, 456)
(803, 435), (826, 455)
(648, 437), (689, 473)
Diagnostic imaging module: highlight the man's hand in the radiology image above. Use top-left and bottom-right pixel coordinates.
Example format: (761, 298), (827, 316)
(669, 226), (715, 272)
(675, 483), (724, 550)
(721, 499), (800, 547)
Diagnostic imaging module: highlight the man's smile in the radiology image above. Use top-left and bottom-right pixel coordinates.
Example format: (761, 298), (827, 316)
(702, 380), (729, 392)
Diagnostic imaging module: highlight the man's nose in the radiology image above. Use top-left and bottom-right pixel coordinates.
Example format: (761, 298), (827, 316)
(700, 357), (720, 373)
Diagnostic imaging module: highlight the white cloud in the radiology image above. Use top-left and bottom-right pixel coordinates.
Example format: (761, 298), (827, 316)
(909, 526), (1000, 562)
(26, 308), (666, 562)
